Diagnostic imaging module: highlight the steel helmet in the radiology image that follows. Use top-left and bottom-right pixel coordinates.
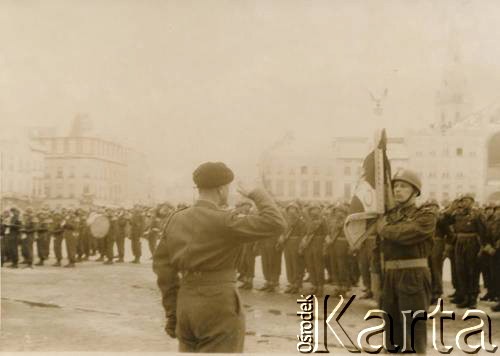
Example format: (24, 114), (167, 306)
(392, 169), (422, 196)
(423, 198), (440, 209)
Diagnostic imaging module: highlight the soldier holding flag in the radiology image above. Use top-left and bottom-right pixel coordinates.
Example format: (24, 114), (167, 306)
(374, 169), (436, 353)
(344, 130), (436, 353)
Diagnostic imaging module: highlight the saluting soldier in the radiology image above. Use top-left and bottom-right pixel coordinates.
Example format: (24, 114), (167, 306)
(19, 208), (36, 268)
(51, 209), (64, 267)
(62, 210), (78, 268)
(146, 208), (162, 259)
(479, 202), (496, 301)
(374, 169), (436, 353)
(129, 206), (144, 264)
(445, 193), (487, 308)
(234, 201), (256, 290)
(1, 210), (10, 266)
(278, 202), (306, 294)
(35, 209), (51, 266)
(488, 204), (500, 311)
(76, 209), (90, 262)
(442, 197), (461, 300)
(103, 208), (117, 265)
(258, 217), (283, 292)
(299, 204), (328, 297)
(115, 208), (128, 263)
(422, 199), (448, 305)
(6, 207), (22, 268)
(152, 161), (287, 353)
(325, 203), (351, 296)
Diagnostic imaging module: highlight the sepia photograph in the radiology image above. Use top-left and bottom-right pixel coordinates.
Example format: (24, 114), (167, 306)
(1, 0), (500, 354)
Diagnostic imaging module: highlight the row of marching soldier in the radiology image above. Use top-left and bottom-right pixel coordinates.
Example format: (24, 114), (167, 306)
(0, 203), (181, 268)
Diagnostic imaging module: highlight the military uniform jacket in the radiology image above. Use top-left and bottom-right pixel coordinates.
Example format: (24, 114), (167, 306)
(152, 188), (287, 320)
(373, 203), (437, 274)
(446, 208), (488, 245)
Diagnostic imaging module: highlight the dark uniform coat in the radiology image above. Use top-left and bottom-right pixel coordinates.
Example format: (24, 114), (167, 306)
(152, 188), (286, 353)
(374, 203), (436, 353)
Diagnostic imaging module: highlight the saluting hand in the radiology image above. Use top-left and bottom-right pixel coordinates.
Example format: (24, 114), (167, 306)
(236, 181), (252, 198)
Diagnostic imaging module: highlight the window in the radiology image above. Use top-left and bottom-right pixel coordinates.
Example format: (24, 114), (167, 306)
(344, 166), (351, 176)
(56, 167), (63, 179)
(428, 172), (437, 179)
(289, 168), (295, 175)
(51, 140), (57, 153)
(442, 172), (449, 179)
(313, 181), (320, 197)
(326, 166), (333, 176)
(44, 184), (51, 198)
(63, 139), (69, 154)
(456, 172), (464, 179)
(325, 181), (333, 197)
(456, 148), (463, 156)
(300, 166), (308, 175)
(469, 151), (476, 157)
(313, 167), (319, 175)
(416, 151), (423, 157)
(69, 166), (75, 178)
(83, 185), (90, 194)
(300, 180), (308, 197)
(288, 180), (296, 197)
(430, 151), (436, 157)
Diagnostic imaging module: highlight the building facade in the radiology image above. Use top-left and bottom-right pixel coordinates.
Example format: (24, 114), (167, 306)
(0, 139), (46, 210)
(33, 135), (154, 208)
(259, 120), (500, 205)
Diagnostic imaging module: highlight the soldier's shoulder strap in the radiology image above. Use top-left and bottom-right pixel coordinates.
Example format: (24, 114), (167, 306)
(159, 207), (188, 241)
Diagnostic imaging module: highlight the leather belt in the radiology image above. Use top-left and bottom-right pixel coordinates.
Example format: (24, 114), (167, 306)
(179, 269), (236, 285)
(385, 258), (428, 270)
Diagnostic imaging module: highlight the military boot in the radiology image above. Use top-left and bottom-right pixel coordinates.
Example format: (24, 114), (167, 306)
(35, 259), (44, 266)
(52, 260), (61, 267)
(457, 295), (472, 309)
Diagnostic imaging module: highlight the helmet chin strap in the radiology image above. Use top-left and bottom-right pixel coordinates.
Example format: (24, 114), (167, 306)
(397, 190), (417, 207)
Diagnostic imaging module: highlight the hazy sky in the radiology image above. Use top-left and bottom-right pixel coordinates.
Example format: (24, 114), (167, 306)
(2, 0), (500, 186)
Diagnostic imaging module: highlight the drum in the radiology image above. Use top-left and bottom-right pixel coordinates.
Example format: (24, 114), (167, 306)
(87, 213), (110, 239)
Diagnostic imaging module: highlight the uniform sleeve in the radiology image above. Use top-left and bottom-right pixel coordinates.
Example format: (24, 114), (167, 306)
(152, 238), (180, 321)
(380, 210), (437, 245)
(223, 188), (287, 243)
(475, 214), (489, 245)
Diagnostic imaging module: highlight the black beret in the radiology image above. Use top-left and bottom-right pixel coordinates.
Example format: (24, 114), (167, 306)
(193, 161), (234, 189)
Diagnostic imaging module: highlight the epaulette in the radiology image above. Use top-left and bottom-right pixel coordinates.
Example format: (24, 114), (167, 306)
(159, 207), (188, 239)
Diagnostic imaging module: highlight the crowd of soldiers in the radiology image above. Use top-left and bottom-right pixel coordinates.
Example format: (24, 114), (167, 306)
(235, 193), (500, 312)
(0, 202), (181, 268)
(2, 193), (500, 312)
